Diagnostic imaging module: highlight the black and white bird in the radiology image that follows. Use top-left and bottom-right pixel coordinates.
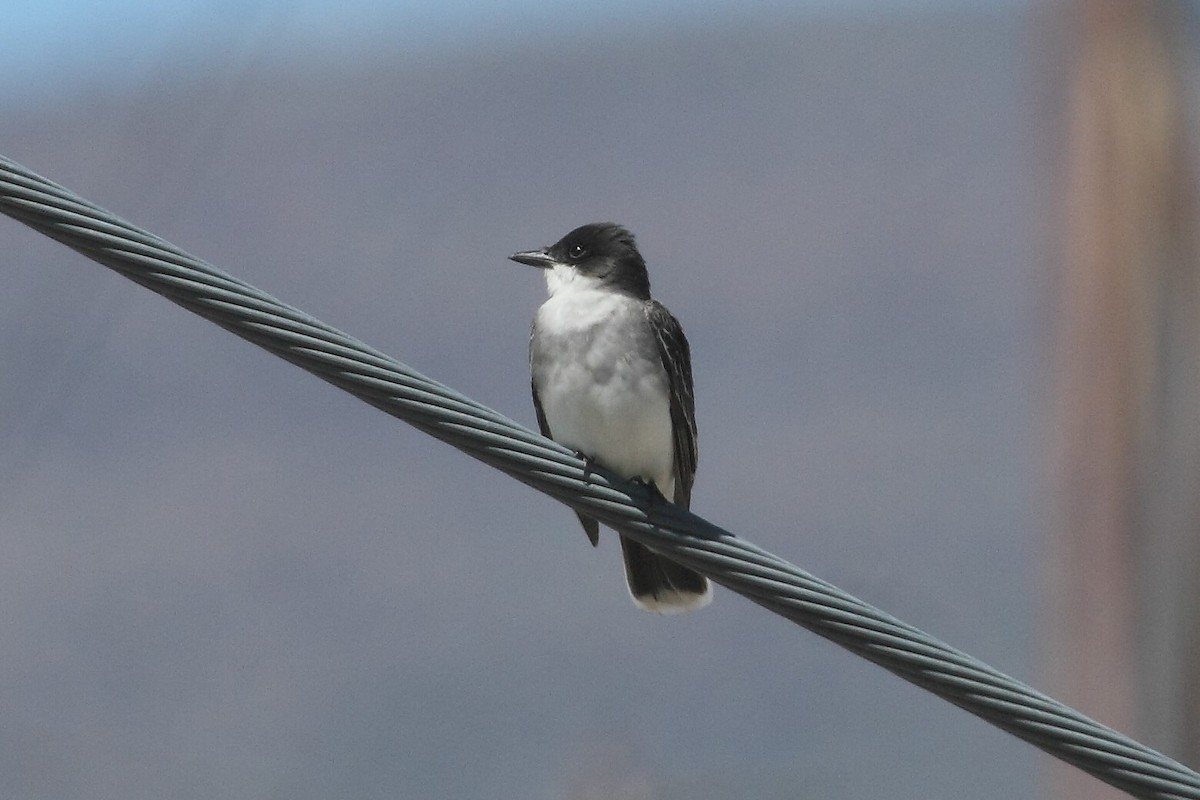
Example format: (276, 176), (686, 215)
(510, 223), (710, 613)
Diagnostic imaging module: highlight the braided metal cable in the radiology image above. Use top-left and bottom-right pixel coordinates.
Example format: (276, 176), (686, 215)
(2, 154), (1197, 799)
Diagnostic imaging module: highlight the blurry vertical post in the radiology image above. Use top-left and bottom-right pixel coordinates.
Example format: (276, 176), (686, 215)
(1045, 1), (1200, 799)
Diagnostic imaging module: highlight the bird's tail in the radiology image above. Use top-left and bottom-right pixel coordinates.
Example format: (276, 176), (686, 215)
(619, 535), (711, 613)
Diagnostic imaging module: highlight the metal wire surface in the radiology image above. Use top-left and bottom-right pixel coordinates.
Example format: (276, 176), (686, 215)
(2, 155), (1197, 799)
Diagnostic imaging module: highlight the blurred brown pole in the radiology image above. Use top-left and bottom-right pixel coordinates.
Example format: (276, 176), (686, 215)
(1044, 1), (1200, 798)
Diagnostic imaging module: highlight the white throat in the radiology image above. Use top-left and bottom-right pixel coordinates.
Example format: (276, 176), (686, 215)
(545, 265), (607, 298)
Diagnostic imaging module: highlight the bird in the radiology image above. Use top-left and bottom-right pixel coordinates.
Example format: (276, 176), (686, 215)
(510, 222), (711, 613)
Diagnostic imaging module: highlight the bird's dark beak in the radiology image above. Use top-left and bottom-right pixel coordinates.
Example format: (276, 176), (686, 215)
(509, 248), (557, 269)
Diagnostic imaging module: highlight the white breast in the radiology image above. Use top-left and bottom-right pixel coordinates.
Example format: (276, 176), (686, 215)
(532, 275), (675, 496)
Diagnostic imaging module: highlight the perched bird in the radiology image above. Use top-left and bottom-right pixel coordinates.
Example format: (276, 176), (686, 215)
(510, 223), (710, 613)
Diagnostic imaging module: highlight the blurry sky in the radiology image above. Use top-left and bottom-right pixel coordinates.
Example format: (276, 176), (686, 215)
(1, 2), (1041, 799)
(7, 0), (1021, 101)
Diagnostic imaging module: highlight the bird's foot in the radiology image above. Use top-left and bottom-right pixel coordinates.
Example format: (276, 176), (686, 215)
(573, 450), (596, 476)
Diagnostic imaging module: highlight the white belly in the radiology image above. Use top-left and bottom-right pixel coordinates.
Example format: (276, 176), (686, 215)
(532, 287), (675, 495)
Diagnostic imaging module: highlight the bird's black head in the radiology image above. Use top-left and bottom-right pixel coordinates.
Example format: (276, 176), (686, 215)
(510, 222), (651, 299)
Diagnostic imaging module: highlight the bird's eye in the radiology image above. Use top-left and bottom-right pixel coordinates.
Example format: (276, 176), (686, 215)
(567, 243), (587, 260)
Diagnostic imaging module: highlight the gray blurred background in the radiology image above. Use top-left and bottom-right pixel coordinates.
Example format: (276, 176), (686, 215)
(2, 2), (1195, 798)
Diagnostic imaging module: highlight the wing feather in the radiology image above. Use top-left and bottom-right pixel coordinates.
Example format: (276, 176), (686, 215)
(645, 301), (698, 509)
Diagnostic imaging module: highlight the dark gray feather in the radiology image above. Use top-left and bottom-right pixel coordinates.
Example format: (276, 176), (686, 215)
(644, 300), (697, 508)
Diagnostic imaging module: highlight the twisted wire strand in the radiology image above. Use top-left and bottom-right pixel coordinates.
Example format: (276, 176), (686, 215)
(2, 155), (1197, 799)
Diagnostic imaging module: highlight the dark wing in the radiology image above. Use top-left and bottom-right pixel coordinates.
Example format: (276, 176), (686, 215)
(532, 376), (601, 546)
(645, 301), (698, 509)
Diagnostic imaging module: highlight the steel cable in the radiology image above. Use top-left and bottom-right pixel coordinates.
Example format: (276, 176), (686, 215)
(2, 154), (1197, 799)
